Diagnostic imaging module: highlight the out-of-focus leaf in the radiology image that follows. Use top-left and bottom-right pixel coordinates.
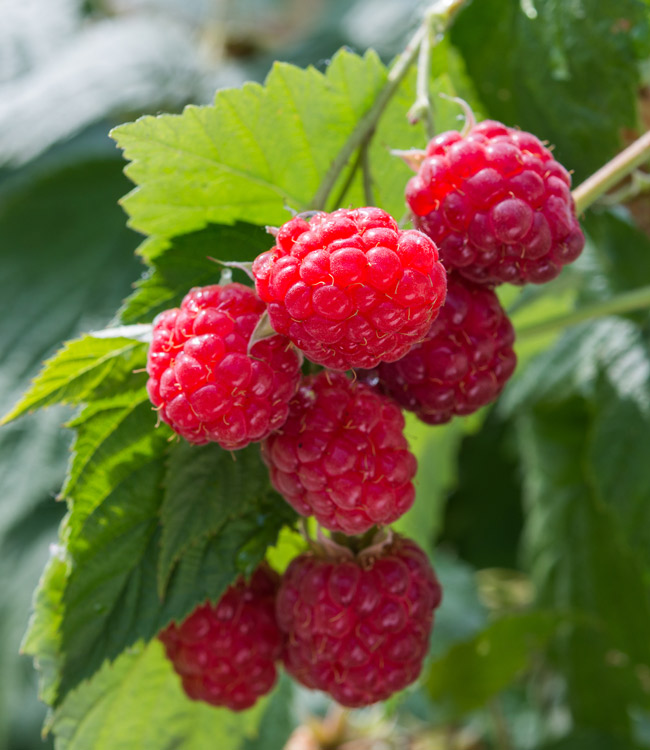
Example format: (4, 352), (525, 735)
(427, 611), (562, 716)
(51, 639), (270, 750)
(441, 410), (523, 569)
(450, 0), (650, 181)
(535, 729), (642, 750)
(517, 401), (650, 736)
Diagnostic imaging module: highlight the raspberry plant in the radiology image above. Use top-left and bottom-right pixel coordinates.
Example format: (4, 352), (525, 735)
(4, 0), (650, 748)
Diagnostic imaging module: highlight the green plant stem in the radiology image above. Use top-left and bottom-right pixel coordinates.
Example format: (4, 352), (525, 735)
(407, 24), (435, 138)
(516, 284), (650, 340)
(488, 699), (513, 750)
(361, 138), (376, 205)
(572, 129), (650, 213)
(310, 0), (466, 210)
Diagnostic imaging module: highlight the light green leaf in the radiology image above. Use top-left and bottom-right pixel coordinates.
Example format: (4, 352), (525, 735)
(426, 611), (561, 715)
(2, 336), (147, 425)
(51, 639), (270, 750)
(111, 50), (390, 241)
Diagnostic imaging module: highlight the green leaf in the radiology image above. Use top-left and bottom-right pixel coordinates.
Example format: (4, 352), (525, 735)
(158, 442), (292, 596)
(24, 408), (294, 706)
(111, 50), (391, 240)
(120, 223), (269, 324)
(2, 336), (147, 425)
(517, 401), (650, 735)
(51, 639), (270, 750)
(450, 0), (650, 181)
(441, 410), (523, 569)
(426, 611), (562, 716)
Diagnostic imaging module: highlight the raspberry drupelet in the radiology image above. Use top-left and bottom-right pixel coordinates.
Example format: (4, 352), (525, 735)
(276, 534), (442, 707)
(362, 271), (517, 424)
(159, 565), (284, 711)
(146, 283), (302, 450)
(261, 371), (417, 535)
(406, 120), (584, 286)
(252, 207), (447, 370)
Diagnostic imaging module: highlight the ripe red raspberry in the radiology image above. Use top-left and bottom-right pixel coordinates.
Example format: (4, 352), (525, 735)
(159, 565), (283, 711)
(252, 207), (447, 370)
(261, 371), (417, 535)
(405, 120), (585, 285)
(363, 272), (516, 424)
(146, 283), (301, 449)
(277, 535), (442, 707)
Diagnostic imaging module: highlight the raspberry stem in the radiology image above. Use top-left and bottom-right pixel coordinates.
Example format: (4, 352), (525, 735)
(516, 284), (650, 340)
(572, 129), (650, 213)
(310, 0), (467, 211)
(407, 22), (435, 138)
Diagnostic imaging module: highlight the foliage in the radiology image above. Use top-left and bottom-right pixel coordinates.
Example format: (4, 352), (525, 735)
(3, 0), (650, 748)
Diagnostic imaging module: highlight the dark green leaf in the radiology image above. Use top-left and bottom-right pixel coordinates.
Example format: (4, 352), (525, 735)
(120, 223), (269, 324)
(517, 401), (650, 735)
(451, 0), (649, 181)
(159, 442), (293, 596)
(441, 410), (523, 569)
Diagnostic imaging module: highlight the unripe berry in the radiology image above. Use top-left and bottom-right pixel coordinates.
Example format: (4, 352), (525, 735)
(252, 208), (447, 370)
(406, 120), (584, 285)
(146, 283), (302, 449)
(261, 371), (417, 535)
(159, 565), (283, 711)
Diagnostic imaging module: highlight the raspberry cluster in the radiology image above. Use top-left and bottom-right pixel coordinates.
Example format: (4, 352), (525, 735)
(159, 565), (283, 711)
(252, 207), (447, 370)
(150, 119), (583, 712)
(276, 535), (442, 707)
(262, 371), (417, 535)
(406, 120), (584, 286)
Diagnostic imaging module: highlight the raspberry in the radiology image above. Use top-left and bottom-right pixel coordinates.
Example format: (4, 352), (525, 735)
(276, 535), (442, 707)
(362, 272), (517, 424)
(146, 283), (301, 449)
(261, 371), (417, 535)
(159, 565), (283, 711)
(405, 120), (585, 285)
(252, 207), (447, 370)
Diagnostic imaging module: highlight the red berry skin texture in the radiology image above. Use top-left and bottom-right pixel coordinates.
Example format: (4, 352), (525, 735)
(261, 371), (417, 535)
(159, 565), (284, 711)
(252, 207), (447, 370)
(276, 536), (442, 707)
(146, 283), (302, 450)
(364, 272), (517, 424)
(406, 121), (585, 286)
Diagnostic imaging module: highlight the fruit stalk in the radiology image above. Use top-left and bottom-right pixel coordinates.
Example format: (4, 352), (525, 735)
(572, 129), (650, 213)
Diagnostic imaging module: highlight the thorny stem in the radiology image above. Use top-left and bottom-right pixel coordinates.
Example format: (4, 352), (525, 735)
(310, 0), (467, 211)
(572, 129), (650, 213)
(516, 284), (650, 340)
